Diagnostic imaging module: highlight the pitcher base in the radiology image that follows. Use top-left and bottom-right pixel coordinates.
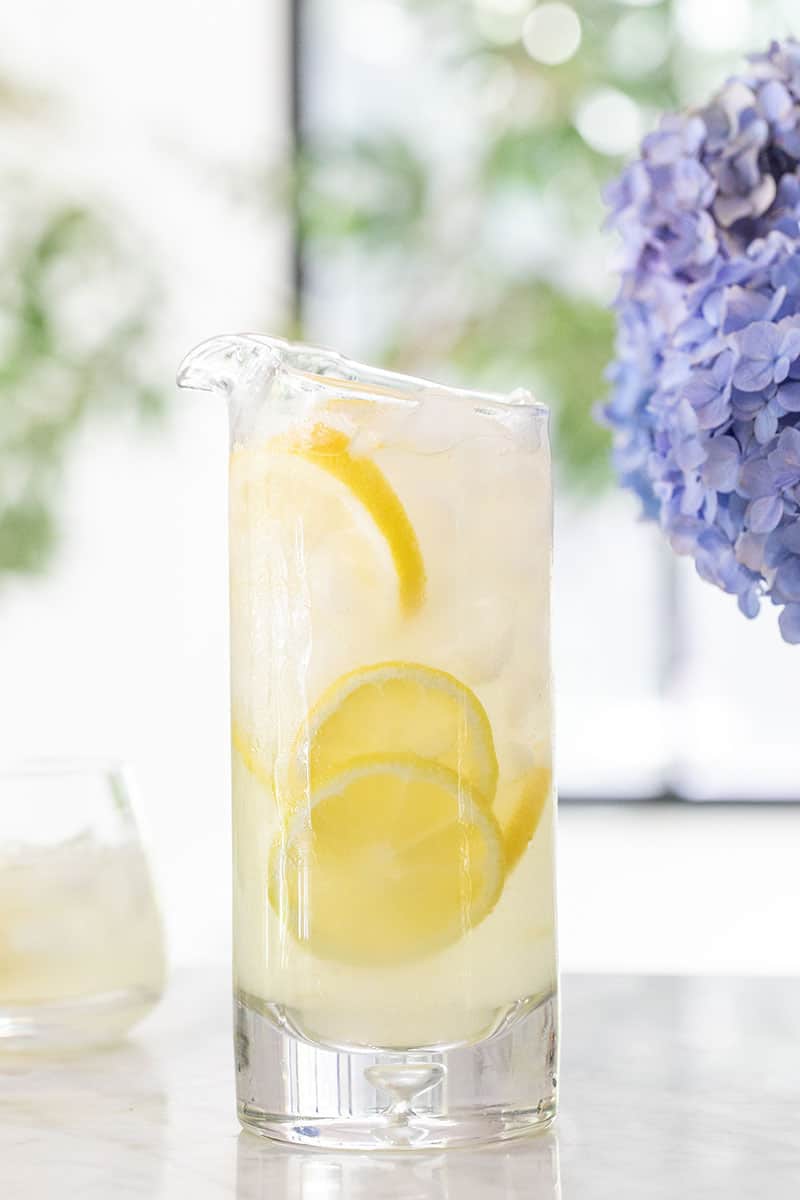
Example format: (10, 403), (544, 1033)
(235, 990), (558, 1151)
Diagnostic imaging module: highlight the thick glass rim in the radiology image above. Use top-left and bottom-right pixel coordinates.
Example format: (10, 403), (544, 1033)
(178, 332), (550, 415)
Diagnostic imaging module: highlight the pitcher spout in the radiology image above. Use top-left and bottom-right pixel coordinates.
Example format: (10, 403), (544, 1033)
(176, 333), (281, 395)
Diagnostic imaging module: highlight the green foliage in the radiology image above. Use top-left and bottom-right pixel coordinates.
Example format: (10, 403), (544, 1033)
(483, 123), (605, 187)
(295, 0), (684, 489)
(0, 199), (160, 578)
(296, 136), (427, 245)
(445, 281), (615, 491)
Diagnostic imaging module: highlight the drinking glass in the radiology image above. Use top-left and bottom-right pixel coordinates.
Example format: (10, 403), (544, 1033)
(178, 335), (558, 1148)
(0, 761), (166, 1052)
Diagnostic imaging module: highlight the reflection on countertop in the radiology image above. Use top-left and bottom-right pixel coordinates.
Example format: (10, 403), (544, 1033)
(2, 969), (800, 1199)
(0, 1040), (167, 1198)
(236, 1132), (560, 1200)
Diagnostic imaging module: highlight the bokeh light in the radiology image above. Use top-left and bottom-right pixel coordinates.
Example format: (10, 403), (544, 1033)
(609, 11), (670, 78)
(522, 3), (582, 66)
(473, 0), (532, 46)
(575, 87), (643, 155)
(675, 0), (751, 54)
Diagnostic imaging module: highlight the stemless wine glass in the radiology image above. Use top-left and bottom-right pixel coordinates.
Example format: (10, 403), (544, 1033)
(178, 334), (558, 1149)
(0, 761), (166, 1052)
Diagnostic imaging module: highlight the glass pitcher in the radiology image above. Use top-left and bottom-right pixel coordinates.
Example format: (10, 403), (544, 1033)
(177, 335), (558, 1149)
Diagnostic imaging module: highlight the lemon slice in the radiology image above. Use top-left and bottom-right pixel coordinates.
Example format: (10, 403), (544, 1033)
(296, 661), (499, 801)
(229, 424), (426, 762)
(268, 755), (505, 964)
(274, 422), (426, 615)
(494, 766), (552, 870)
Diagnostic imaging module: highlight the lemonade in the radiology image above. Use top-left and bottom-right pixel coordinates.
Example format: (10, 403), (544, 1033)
(179, 334), (557, 1146)
(0, 840), (163, 1020)
(0, 764), (165, 1053)
(227, 365), (555, 1050)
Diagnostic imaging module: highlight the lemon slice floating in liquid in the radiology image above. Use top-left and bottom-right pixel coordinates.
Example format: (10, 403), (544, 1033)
(269, 421), (426, 615)
(494, 766), (552, 871)
(294, 660), (499, 802)
(268, 755), (505, 965)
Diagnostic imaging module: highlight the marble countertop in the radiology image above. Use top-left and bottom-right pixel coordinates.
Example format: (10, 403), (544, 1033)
(2, 969), (799, 1198)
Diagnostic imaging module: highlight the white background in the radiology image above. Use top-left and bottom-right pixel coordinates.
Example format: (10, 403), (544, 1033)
(0, 0), (288, 967)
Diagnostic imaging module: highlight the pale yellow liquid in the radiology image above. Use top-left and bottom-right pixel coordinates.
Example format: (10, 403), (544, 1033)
(231, 389), (556, 1049)
(0, 838), (165, 1016)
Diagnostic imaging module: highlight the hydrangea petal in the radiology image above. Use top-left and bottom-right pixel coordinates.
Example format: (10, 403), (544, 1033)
(776, 556), (800, 601)
(674, 438), (707, 471)
(780, 520), (800, 553)
(776, 382), (800, 412)
(747, 494), (784, 533)
(779, 603), (800, 642)
(738, 456), (776, 498)
(738, 587), (761, 618)
(696, 391), (733, 429)
(702, 435), (740, 491)
(732, 358), (777, 392)
(759, 78), (793, 124)
(768, 427), (800, 488)
(736, 531), (768, 571)
(754, 406), (779, 443)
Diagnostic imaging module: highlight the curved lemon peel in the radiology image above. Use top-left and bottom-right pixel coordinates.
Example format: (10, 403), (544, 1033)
(496, 766), (552, 871)
(278, 423), (426, 614)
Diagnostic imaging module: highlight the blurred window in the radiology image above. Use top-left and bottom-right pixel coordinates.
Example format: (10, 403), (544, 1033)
(294, 0), (800, 802)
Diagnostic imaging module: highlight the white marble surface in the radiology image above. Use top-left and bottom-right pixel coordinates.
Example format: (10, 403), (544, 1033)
(2, 969), (799, 1198)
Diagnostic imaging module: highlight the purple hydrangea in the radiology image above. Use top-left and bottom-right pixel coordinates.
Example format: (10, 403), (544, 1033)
(602, 39), (800, 643)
